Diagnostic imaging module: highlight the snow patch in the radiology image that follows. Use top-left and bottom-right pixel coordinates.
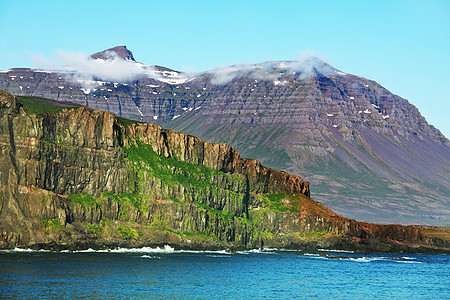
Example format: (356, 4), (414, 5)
(197, 94), (201, 98)
(382, 115), (390, 119)
(349, 96), (354, 100)
(172, 114), (181, 120)
(364, 109), (371, 114)
(58, 86), (64, 89)
(326, 113), (334, 117)
(153, 116), (158, 120)
(136, 106), (144, 117)
(194, 106), (202, 111)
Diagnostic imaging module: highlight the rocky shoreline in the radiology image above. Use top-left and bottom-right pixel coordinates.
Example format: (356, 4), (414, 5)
(0, 90), (449, 254)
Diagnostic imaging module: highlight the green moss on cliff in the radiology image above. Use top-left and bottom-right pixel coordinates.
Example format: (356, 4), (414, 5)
(123, 141), (244, 191)
(17, 96), (80, 115)
(102, 191), (148, 212)
(68, 193), (97, 208)
(117, 225), (139, 239)
(41, 219), (62, 231)
(194, 201), (234, 221)
(262, 193), (297, 213)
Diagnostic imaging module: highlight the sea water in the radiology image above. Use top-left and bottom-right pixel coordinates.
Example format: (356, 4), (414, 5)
(0, 247), (448, 299)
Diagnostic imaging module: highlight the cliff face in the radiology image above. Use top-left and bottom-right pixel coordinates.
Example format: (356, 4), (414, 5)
(0, 90), (448, 253)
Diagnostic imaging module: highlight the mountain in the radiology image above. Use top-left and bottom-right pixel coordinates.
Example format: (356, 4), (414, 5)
(90, 45), (136, 61)
(0, 46), (448, 226)
(0, 89), (448, 253)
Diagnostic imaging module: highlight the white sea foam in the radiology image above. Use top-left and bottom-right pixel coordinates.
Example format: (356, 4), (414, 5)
(349, 257), (371, 262)
(303, 253), (321, 256)
(141, 255), (161, 259)
(317, 249), (355, 253)
(59, 245), (177, 253)
(237, 248), (279, 255)
(5, 248), (51, 252)
(207, 255), (232, 258)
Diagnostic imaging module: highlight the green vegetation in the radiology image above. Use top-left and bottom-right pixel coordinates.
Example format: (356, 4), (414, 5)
(84, 222), (101, 234)
(17, 96), (80, 115)
(117, 225), (138, 239)
(68, 193), (97, 208)
(41, 219), (62, 231)
(123, 141), (243, 191)
(262, 193), (297, 213)
(194, 201), (234, 220)
(102, 191), (147, 212)
(117, 116), (139, 127)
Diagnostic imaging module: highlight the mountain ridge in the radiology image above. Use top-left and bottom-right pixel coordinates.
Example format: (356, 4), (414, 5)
(0, 46), (448, 226)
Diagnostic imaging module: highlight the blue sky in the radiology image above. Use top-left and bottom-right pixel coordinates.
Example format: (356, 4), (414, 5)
(1, 0), (449, 137)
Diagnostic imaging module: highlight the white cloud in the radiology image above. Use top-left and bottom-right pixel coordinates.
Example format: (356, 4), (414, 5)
(29, 50), (337, 88)
(31, 50), (170, 88)
(206, 51), (337, 85)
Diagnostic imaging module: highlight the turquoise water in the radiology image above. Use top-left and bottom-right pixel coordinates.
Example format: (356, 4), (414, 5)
(0, 247), (449, 299)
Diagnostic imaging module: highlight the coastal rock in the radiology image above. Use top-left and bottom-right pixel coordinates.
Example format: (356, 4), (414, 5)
(0, 89), (448, 253)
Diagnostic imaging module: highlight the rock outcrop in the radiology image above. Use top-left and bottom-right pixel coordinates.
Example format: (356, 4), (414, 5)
(0, 90), (448, 253)
(90, 46), (136, 61)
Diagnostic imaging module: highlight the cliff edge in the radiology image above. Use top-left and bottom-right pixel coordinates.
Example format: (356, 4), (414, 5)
(0, 90), (448, 253)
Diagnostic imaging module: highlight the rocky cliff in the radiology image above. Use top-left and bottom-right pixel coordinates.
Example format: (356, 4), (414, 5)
(0, 90), (448, 253)
(1, 47), (448, 226)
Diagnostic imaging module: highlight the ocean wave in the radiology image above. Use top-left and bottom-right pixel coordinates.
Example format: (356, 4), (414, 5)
(4, 245), (235, 254)
(1, 248), (52, 252)
(317, 249), (355, 253)
(140, 255), (161, 259)
(236, 248), (279, 255)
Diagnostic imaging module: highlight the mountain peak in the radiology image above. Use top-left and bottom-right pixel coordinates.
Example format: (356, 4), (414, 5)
(90, 46), (135, 61)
